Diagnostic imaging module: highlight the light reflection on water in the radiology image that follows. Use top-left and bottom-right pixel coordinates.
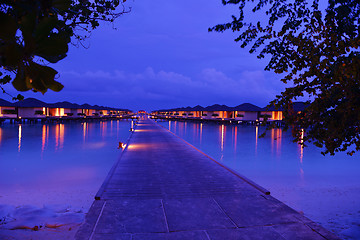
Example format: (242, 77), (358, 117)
(161, 120), (360, 238)
(0, 120), (131, 210)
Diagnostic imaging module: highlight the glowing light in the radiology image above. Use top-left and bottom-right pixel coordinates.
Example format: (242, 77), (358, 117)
(271, 128), (275, 155)
(219, 124), (226, 161)
(127, 143), (159, 150)
(200, 123), (203, 144)
(220, 124), (225, 152)
(169, 121), (171, 130)
(299, 129), (304, 163)
(18, 125), (22, 152)
(41, 124), (46, 153)
(55, 124), (65, 151)
(83, 122), (87, 143)
(134, 129), (153, 132)
(118, 142), (126, 149)
(255, 126), (258, 154)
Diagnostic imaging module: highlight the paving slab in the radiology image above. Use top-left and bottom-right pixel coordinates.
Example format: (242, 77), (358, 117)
(163, 197), (236, 231)
(75, 117), (340, 240)
(206, 227), (286, 240)
(132, 230), (209, 240)
(94, 199), (168, 234)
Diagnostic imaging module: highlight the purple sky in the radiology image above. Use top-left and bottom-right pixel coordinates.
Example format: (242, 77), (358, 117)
(3, 0), (286, 111)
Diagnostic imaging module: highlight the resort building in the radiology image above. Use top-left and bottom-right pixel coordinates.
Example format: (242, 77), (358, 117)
(47, 101), (83, 117)
(260, 102), (307, 121)
(152, 102), (307, 124)
(14, 98), (48, 118)
(233, 103), (262, 121)
(0, 99), (17, 118)
(0, 97), (132, 120)
(201, 104), (233, 120)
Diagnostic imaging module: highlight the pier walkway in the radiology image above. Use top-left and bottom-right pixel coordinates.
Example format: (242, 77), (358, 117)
(76, 117), (339, 240)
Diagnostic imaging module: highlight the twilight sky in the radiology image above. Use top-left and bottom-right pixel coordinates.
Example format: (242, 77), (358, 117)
(3, 0), (287, 111)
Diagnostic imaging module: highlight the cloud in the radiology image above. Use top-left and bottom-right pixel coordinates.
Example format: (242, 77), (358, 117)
(53, 67), (285, 111)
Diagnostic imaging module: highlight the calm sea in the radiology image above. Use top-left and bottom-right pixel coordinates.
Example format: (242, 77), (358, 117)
(157, 119), (360, 239)
(0, 120), (132, 211)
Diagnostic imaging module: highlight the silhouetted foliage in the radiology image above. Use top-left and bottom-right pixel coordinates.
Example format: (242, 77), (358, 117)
(210, 0), (360, 155)
(0, 0), (128, 98)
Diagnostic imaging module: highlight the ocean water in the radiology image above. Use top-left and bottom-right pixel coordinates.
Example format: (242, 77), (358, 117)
(157, 120), (360, 240)
(0, 120), (132, 209)
(0, 120), (132, 238)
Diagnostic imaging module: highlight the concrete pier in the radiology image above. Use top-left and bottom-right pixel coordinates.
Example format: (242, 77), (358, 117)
(76, 117), (339, 240)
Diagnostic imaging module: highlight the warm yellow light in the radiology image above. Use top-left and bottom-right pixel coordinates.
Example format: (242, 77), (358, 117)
(42, 125), (46, 153)
(221, 124), (225, 152)
(18, 125), (22, 152)
(134, 129), (153, 132)
(118, 142), (126, 149)
(255, 126), (258, 152)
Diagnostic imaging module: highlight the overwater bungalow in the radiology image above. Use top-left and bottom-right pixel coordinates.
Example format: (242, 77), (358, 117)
(201, 104), (233, 120)
(260, 102), (307, 121)
(0, 97), (133, 122)
(232, 103), (262, 121)
(0, 99), (16, 118)
(190, 105), (204, 118)
(47, 101), (82, 117)
(152, 102), (307, 124)
(13, 98), (48, 119)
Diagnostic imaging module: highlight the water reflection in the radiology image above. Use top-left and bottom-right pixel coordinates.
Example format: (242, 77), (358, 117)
(0, 127), (2, 146)
(101, 121), (107, 138)
(55, 124), (64, 151)
(83, 122), (87, 143)
(41, 125), (49, 153)
(200, 123), (203, 144)
(276, 128), (282, 157)
(299, 129), (304, 163)
(270, 128), (282, 157)
(164, 121), (317, 168)
(220, 125), (225, 152)
(18, 125), (22, 152)
(117, 120), (120, 138)
(219, 125), (226, 161)
(0, 120), (131, 210)
(255, 126), (258, 154)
